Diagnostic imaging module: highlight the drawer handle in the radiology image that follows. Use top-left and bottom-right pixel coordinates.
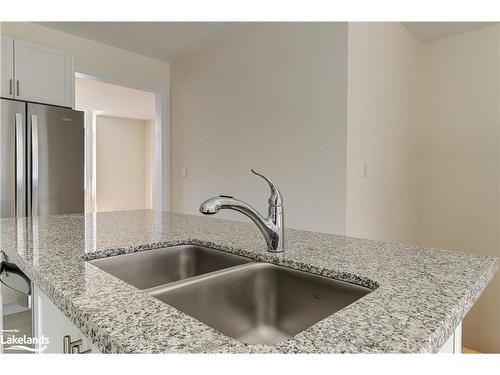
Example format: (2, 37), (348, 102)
(63, 335), (91, 354)
(71, 345), (91, 354)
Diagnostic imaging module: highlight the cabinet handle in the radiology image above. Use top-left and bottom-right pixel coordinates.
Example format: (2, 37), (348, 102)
(62, 335), (90, 354)
(71, 346), (91, 354)
(16, 80), (20, 96)
(9, 79), (13, 96)
(62, 335), (71, 353)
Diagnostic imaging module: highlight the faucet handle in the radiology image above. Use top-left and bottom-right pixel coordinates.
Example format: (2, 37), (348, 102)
(251, 169), (283, 207)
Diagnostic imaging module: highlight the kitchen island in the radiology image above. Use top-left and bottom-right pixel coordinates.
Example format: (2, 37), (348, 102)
(0, 210), (497, 353)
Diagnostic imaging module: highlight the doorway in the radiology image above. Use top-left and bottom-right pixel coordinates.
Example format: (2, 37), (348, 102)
(75, 74), (159, 213)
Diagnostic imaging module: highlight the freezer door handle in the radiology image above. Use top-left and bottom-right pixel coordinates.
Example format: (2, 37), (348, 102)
(31, 115), (39, 217)
(15, 113), (26, 217)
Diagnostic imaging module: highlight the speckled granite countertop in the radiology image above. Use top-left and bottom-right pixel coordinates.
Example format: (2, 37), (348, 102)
(0, 210), (497, 353)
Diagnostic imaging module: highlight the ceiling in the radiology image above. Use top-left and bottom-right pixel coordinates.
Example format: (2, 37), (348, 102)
(402, 22), (496, 43)
(37, 22), (245, 62)
(39, 22), (497, 63)
(75, 77), (155, 120)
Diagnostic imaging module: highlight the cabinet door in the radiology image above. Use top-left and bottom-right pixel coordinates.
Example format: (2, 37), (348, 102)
(14, 39), (73, 107)
(1, 36), (14, 98)
(437, 322), (462, 353)
(33, 285), (99, 354)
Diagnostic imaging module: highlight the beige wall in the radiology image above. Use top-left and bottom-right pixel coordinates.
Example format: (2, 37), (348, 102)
(171, 23), (348, 233)
(346, 22), (499, 352)
(96, 116), (154, 212)
(171, 22), (499, 350)
(347, 23), (500, 352)
(346, 23), (422, 244)
(144, 119), (156, 209)
(420, 25), (500, 353)
(0, 22), (170, 210)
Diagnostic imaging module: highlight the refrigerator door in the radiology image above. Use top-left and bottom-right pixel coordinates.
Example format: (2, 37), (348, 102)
(0, 99), (26, 218)
(27, 103), (84, 216)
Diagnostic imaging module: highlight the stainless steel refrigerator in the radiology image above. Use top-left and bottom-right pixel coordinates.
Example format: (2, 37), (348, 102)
(1, 98), (84, 218)
(1, 99), (84, 352)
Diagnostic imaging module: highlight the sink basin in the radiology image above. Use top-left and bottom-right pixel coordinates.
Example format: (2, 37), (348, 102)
(149, 262), (372, 344)
(89, 245), (253, 290)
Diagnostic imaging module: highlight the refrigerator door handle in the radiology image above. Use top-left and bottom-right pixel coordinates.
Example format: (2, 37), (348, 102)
(15, 113), (26, 217)
(31, 115), (39, 217)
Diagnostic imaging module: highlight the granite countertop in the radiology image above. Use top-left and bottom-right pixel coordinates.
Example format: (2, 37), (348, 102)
(0, 210), (497, 353)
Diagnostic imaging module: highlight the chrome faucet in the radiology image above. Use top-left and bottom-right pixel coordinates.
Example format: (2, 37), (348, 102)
(199, 169), (284, 253)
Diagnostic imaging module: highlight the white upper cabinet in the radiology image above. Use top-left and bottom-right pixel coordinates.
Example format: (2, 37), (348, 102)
(13, 39), (73, 107)
(1, 36), (14, 98)
(1, 36), (73, 107)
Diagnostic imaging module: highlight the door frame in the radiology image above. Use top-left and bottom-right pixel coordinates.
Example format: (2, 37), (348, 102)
(74, 69), (166, 212)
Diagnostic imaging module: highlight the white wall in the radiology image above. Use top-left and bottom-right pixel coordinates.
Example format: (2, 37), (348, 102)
(346, 23), (422, 244)
(0, 22), (170, 210)
(171, 23), (348, 233)
(420, 24), (500, 353)
(96, 116), (153, 212)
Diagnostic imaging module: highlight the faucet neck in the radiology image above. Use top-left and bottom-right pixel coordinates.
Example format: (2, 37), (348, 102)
(199, 196), (284, 252)
(199, 170), (285, 252)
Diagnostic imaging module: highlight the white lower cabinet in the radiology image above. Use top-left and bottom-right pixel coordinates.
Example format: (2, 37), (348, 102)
(33, 285), (100, 354)
(437, 322), (462, 353)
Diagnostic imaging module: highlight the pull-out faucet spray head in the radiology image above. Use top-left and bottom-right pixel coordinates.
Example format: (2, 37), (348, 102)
(199, 169), (284, 252)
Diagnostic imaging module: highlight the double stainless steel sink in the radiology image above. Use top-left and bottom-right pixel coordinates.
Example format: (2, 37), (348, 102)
(89, 245), (371, 345)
